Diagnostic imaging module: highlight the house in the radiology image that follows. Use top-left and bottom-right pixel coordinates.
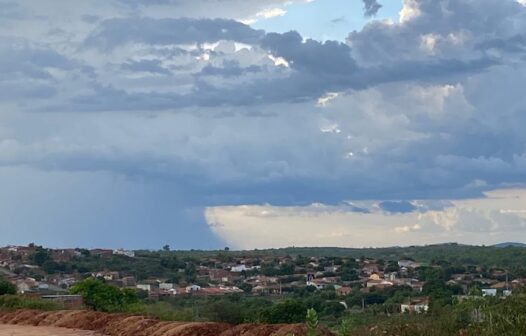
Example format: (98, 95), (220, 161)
(186, 285), (202, 293)
(367, 279), (393, 289)
(113, 249), (135, 258)
(121, 276), (137, 287)
(159, 283), (175, 290)
(137, 284), (153, 292)
(159, 288), (177, 297)
(306, 280), (325, 290)
(401, 297), (429, 313)
(324, 266), (340, 273)
(90, 249), (113, 257)
(58, 277), (77, 288)
(369, 273), (381, 281)
(409, 279), (424, 292)
(362, 264), (379, 275)
(37, 283), (50, 290)
(511, 279), (526, 289)
(336, 287), (352, 296)
(92, 271), (120, 281)
(16, 278), (37, 293)
(51, 249), (77, 263)
(209, 269), (233, 283)
(252, 284), (282, 295)
(398, 260), (420, 269)
(482, 288), (497, 297)
(230, 264), (248, 272)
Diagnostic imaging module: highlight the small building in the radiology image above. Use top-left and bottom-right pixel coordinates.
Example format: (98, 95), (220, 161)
(16, 278), (37, 294)
(209, 269), (234, 283)
(230, 264), (248, 272)
(113, 249), (135, 258)
(90, 249), (114, 257)
(482, 288), (497, 297)
(401, 298), (429, 314)
(336, 287), (352, 296)
(186, 285), (202, 293)
(367, 279), (393, 289)
(137, 284), (153, 292)
(159, 283), (175, 290)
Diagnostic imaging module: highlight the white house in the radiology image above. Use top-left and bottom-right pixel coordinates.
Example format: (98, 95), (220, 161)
(230, 265), (248, 272)
(113, 249), (135, 258)
(159, 283), (174, 290)
(482, 288), (497, 297)
(136, 284), (152, 292)
(186, 285), (201, 293)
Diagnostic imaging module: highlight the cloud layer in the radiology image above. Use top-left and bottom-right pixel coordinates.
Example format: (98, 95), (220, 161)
(1, 0), (526, 248)
(206, 189), (526, 249)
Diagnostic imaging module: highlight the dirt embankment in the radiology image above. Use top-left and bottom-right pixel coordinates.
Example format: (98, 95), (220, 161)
(0, 325), (103, 336)
(0, 310), (334, 336)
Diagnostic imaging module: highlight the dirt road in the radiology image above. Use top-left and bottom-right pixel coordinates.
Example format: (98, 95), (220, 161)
(0, 324), (104, 336)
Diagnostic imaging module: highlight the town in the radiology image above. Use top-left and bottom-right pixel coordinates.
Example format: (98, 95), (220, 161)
(1, 243), (524, 316)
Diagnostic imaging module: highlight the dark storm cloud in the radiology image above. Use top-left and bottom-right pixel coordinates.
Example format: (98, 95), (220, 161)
(3, 0), (526, 248)
(362, 0), (382, 17)
(85, 17), (265, 49)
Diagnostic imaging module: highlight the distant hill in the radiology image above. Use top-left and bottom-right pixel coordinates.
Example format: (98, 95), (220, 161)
(493, 242), (526, 248)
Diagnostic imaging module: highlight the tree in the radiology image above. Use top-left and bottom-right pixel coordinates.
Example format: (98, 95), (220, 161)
(70, 278), (138, 312)
(305, 308), (319, 336)
(30, 247), (51, 266)
(0, 277), (16, 295)
(238, 282), (253, 294)
(262, 299), (307, 323)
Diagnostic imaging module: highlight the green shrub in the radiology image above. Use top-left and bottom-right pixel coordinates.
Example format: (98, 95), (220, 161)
(0, 295), (59, 311)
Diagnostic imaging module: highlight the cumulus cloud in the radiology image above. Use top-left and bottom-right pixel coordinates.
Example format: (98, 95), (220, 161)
(206, 189), (526, 249)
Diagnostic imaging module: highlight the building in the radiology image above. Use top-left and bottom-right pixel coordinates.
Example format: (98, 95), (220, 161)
(401, 298), (429, 314)
(159, 283), (175, 290)
(90, 249), (114, 257)
(16, 278), (37, 293)
(482, 288), (497, 297)
(366, 279), (393, 289)
(113, 249), (135, 258)
(186, 285), (202, 293)
(209, 269), (234, 283)
(137, 283), (154, 292)
(336, 287), (352, 296)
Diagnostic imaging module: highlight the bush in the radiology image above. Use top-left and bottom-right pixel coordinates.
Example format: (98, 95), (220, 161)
(0, 295), (59, 311)
(70, 278), (138, 312)
(0, 278), (16, 296)
(261, 299), (307, 324)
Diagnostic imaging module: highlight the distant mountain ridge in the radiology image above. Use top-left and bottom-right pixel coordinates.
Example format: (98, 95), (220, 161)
(493, 242), (526, 248)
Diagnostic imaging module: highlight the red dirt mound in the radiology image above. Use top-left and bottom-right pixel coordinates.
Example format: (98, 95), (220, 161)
(0, 310), (334, 336)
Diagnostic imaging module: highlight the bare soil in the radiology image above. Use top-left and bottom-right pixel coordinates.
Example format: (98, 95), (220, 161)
(0, 324), (104, 336)
(0, 310), (333, 336)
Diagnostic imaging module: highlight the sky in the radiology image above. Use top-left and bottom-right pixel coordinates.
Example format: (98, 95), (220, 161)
(1, 0), (526, 250)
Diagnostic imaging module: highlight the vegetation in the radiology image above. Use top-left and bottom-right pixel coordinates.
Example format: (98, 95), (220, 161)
(305, 308), (319, 336)
(0, 276), (16, 296)
(70, 278), (138, 312)
(0, 295), (59, 311)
